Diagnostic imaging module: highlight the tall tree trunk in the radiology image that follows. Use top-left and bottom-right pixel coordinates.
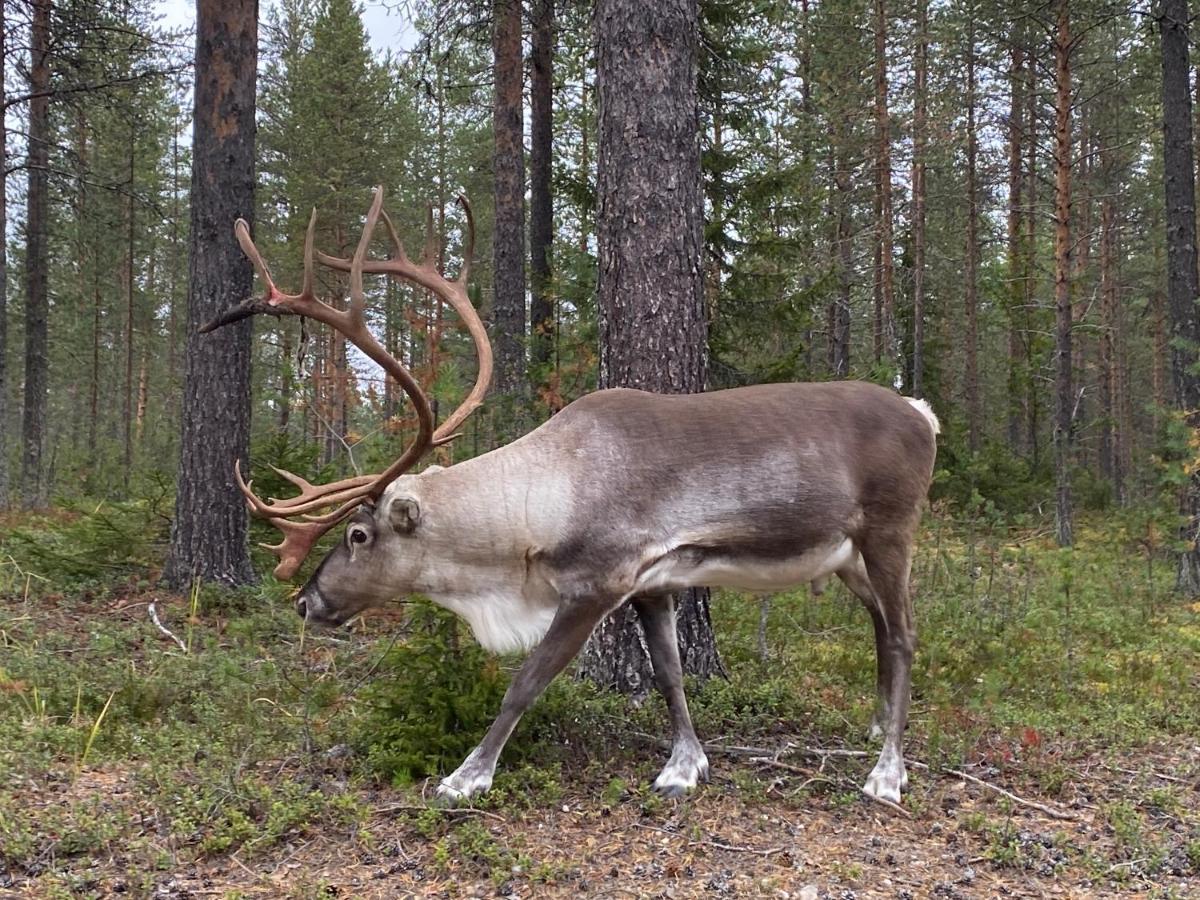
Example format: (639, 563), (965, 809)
(88, 276), (100, 476)
(1098, 192), (1125, 504)
(1153, 221), (1167, 434)
(1159, 0), (1200, 592)
(579, 83), (591, 253)
(0, 0), (8, 509)
(529, 0), (555, 399)
(1025, 53), (1041, 466)
(831, 140), (852, 378)
(582, 0), (724, 693)
(1052, 0), (1074, 547)
(910, 0), (928, 399)
(1006, 43), (1026, 451)
(22, 0), (51, 508)
(872, 0), (896, 374)
(163, 0), (258, 588)
(491, 0), (527, 402)
(124, 124), (136, 487)
(964, 19), (981, 453)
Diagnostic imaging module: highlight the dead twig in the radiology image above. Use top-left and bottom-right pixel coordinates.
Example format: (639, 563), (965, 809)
(374, 803), (506, 822)
(148, 600), (187, 653)
(860, 789), (912, 818)
(947, 768), (1078, 820)
(632, 822), (785, 856)
(228, 852), (270, 883)
(1103, 763), (1192, 786)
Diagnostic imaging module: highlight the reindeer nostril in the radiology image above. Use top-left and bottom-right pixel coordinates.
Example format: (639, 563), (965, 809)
(295, 597), (307, 618)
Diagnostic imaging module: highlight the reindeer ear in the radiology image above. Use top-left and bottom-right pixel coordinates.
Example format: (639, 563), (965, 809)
(388, 495), (421, 534)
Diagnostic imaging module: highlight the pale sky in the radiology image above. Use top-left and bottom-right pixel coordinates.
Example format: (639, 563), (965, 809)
(158, 0), (419, 57)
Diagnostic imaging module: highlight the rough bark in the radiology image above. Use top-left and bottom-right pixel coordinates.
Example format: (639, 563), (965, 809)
(1159, 0), (1200, 592)
(965, 21), (981, 453)
(22, 0), (51, 508)
(162, 0), (258, 588)
(1052, 0), (1074, 548)
(910, 0), (927, 399)
(529, 0), (555, 394)
(581, 0), (724, 693)
(491, 0), (526, 400)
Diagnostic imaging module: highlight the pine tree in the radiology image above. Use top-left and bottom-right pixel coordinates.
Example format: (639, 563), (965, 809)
(163, 0), (258, 588)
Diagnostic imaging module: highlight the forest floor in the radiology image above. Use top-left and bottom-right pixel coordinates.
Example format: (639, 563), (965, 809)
(1, 504), (1198, 899)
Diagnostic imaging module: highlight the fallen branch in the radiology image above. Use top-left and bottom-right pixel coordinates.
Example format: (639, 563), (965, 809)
(705, 740), (1075, 819)
(632, 822), (785, 856)
(148, 601), (187, 653)
(947, 768), (1078, 820)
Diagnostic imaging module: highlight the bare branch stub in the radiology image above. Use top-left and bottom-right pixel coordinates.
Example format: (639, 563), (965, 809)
(202, 186), (491, 580)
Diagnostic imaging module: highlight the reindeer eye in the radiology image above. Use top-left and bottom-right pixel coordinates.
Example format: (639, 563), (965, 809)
(349, 527), (369, 545)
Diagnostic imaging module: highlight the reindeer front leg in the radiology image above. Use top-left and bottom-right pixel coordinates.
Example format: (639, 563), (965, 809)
(437, 594), (621, 804)
(633, 594), (709, 796)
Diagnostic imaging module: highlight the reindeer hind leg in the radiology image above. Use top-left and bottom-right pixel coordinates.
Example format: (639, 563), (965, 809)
(857, 540), (916, 804)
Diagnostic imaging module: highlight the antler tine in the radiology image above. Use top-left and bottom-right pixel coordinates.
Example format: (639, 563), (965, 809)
(320, 195), (491, 443)
(347, 186), (386, 328)
(456, 194), (474, 285)
(422, 203), (438, 269)
(380, 209), (412, 266)
(300, 207), (317, 298)
(258, 518), (331, 581)
(201, 214), (337, 334)
(235, 218), (276, 291)
(204, 188), (442, 579)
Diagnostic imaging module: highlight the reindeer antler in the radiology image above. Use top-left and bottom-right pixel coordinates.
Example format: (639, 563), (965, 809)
(202, 187), (490, 580)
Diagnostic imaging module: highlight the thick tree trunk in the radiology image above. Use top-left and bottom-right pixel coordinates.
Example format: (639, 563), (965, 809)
(163, 0), (258, 589)
(1006, 43), (1026, 452)
(1052, 0), (1074, 548)
(1159, 0), (1200, 592)
(22, 0), (51, 508)
(491, 0), (526, 401)
(910, 0), (927, 399)
(529, 0), (555, 396)
(582, 0), (724, 693)
(965, 23), (981, 453)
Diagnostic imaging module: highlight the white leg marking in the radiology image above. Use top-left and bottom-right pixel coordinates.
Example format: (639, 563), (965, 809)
(652, 741), (710, 797)
(862, 744), (907, 804)
(867, 698), (892, 741)
(436, 745), (495, 804)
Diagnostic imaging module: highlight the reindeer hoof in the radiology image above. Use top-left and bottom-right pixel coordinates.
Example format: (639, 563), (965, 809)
(652, 744), (709, 797)
(862, 758), (907, 805)
(436, 757), (494, 805)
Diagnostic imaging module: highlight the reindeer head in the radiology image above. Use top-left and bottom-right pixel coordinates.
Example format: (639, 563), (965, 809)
(203, 187), (491, 625)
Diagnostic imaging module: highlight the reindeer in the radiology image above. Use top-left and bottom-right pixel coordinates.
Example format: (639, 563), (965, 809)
(204, 187), (939, 806)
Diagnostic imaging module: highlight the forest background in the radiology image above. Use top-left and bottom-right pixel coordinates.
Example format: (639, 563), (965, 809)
(0, 0), (1192, 536)
(2, 0), (1200, 894)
